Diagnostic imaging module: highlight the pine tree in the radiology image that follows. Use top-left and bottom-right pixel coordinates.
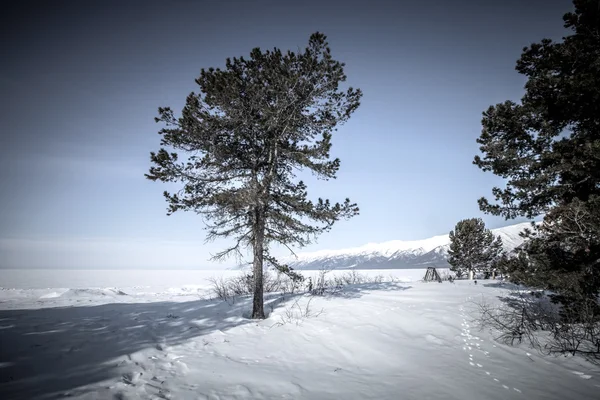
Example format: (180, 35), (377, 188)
(474, 0), (600, 219)
(146, 33), (362, 319)
(448, 218), (503, 280)
(473, 0), (600, 299)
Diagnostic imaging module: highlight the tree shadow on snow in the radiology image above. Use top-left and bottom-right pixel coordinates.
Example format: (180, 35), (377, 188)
(0, 293), (288, 400)
(330, 282), (413, 299)
(482, 281), (524, 290)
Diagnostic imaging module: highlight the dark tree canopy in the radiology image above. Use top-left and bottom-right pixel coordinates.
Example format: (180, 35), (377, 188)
(146, 33), (362, 318)
(474, 0), (600, 220)
(448, 218), (503, 280)
(474, 0), (600, 301)
(504, 198), (600, 299)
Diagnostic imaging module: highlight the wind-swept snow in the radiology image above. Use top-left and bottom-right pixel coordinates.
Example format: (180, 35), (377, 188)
(0, 271), (597, 400)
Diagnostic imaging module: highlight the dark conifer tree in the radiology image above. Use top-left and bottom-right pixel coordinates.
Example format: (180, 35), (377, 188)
(146, 33), (362, 318)
(448, 218), (503, 280)
(474, 0), (600, 300)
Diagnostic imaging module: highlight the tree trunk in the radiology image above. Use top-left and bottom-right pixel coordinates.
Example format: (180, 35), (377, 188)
(468, 268), (474, 280)
(251, 207), (266, 319)
(492, 270), (496, 279)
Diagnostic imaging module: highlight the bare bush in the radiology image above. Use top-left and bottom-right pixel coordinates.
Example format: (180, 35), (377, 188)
(212, 269), (404, 302)
(340, 270), (366, 285)
(272, 296), (323, 327)
(208, 270), (303, 302)
(309, 268), (332, 296)
(546, 298), (600, 363)
(207, 276), (233, 301)
(309, 269), (392, 296)
(472, 291), (600, 364)
(472, 292), (551, 347)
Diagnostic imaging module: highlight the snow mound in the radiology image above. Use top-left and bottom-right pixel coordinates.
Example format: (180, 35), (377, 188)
(58, 288), (129, 298)
(39, 290), (70, 299)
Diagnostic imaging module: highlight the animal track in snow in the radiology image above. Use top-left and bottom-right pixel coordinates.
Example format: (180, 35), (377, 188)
(572, 371), (592, 380)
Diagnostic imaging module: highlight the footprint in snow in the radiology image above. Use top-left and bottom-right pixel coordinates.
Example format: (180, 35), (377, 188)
(572, 371), (592, 379)
(477, 363), (483, 368)
(485, 371), (490, 375)
(514, 388), (522, 393)
(493, 378), (499, 382)
(502, 385), (509, 390)
(469, 362), (475, 366)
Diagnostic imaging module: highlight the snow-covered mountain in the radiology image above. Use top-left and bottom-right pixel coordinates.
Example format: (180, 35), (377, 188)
(286, 222), (531, 270)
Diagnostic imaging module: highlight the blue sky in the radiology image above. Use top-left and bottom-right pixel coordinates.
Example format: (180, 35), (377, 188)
(0, 0), (571, 269)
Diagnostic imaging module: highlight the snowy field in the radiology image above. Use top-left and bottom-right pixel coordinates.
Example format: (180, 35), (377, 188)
(0, 269), (598, 399)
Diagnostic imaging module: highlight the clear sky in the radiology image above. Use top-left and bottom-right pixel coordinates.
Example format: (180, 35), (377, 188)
(0, 0), (572, 269)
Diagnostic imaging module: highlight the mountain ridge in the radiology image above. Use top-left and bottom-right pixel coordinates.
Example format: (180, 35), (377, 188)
(285, 222), (532, 270)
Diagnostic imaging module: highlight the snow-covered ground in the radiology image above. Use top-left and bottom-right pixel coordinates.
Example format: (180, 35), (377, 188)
(0, 269), (598, 399)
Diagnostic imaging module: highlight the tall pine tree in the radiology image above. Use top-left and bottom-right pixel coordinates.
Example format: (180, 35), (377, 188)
(473, 0), (600, 300)
(146, 33), (362, 319)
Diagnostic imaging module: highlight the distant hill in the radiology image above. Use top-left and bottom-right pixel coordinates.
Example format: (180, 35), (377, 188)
(285, 222), (531, 270)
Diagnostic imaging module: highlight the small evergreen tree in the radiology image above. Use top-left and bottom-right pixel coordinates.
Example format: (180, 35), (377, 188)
(146, 33), (362, 319)
(448, 218), (503, 280)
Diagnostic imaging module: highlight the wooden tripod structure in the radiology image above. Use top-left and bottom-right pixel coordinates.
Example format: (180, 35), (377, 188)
(423, 267), (442, 283)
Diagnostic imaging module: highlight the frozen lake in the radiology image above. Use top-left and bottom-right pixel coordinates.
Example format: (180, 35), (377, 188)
(0, 268), (430, 290)
(0, 268), (433, 310)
